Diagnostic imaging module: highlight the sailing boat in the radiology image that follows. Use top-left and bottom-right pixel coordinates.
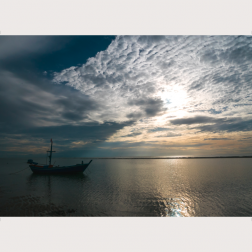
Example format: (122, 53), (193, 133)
(27, 139), (92, 174)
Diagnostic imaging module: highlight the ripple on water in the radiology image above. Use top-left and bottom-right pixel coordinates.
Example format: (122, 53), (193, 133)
(0, 194), (78, 216)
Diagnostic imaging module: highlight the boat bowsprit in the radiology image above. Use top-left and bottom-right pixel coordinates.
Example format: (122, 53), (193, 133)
(27, 139), (92, 174)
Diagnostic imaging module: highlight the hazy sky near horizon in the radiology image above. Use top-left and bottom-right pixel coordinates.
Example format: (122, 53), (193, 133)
(1, 35), (252, 157)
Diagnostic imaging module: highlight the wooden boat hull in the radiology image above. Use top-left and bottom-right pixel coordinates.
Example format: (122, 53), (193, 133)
(29, 160), (92, 174)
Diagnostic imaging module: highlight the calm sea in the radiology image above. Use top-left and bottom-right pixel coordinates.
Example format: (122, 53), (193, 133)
(0, 157), (252, 217)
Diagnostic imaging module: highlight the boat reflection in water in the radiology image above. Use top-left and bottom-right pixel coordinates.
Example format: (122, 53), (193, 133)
(25, 172), (90, 216)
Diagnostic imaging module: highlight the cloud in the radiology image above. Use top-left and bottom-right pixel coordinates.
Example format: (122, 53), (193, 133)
(208, 109), (223, 114)
(50, 35), (252, 155)
(128, 97), (166, 117)
(170, 116), (216, 125)
(195, 119), (252, 133)
(204, 138), (230, 140)
(0, 120), (136, 156)
(0, 70), (56, 129)
(2, 35), (252, 156)
(55, 92), (100, 122)
(53, 36), (188, 123)
(21, 121), (135, 141)
(0, 36), (55, 61)
(148, 127), (170, 132)
(53, 36), (252, 124)
(169, 115), (252, 133)
(238, 137), (252, 141)
(126, 112), (143, 119)
(0, 69), (103, 132)
(156, 132), (182, 138)
(97, 140), (209, 149)
(121, 132), (142, 137)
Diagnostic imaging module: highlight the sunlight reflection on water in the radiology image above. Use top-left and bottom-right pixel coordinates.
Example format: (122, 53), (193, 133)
(163, 198), (188, 217)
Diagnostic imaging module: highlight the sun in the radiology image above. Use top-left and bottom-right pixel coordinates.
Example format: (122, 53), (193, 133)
(158, 85), (188, 109)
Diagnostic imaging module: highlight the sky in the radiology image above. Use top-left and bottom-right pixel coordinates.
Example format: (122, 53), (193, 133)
(1, 35), (252, 157)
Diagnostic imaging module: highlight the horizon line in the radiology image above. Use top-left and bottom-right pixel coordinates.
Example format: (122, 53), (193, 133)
(2, 155), (252, 159)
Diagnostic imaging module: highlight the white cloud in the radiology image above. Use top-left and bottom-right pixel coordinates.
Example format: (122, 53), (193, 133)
(53, 36), (252, 137)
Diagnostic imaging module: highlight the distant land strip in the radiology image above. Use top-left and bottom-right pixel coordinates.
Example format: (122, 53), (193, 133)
(79, 156), (252, 159)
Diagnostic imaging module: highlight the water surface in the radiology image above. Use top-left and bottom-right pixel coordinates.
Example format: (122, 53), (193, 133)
(1, 158), (252, 216)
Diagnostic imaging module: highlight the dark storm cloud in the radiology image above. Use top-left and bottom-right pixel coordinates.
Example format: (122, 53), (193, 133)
(188, 108), (225, 115)
(56, 92), (100, 121)
(128, 97), (166, 117)
(148, 127), (170, 132)
(126, 112), (143, 119)
(195, 119), (252, 133)
(170, 116), (216, 125)
(0, 36), (101, 131)
(0, 70), (101, 130)
(61, 112), (86, 121)
(0, 70), (53, 128)
(121, 132), (142, 137)
(170, 116), (252, 133)
(0, 120), (136, 156)
(20, 121), (135, 141)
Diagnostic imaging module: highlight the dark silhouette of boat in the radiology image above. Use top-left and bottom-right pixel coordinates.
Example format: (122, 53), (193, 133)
(27, 139), (92, 174)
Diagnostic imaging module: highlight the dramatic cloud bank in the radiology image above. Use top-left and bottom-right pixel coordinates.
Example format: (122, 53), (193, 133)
(53, 36), (252, 122)
(52, 36), (252, 155)
(1, 36), (252, 157)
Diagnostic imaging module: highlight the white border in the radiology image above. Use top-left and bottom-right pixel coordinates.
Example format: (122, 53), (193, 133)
(0, 0), (252, 35)
(1, 1), (252, 251)
(0, 217), (252, 251)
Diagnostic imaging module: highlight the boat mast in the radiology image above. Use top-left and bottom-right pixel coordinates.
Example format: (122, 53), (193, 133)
(47, 139), (56, 165)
